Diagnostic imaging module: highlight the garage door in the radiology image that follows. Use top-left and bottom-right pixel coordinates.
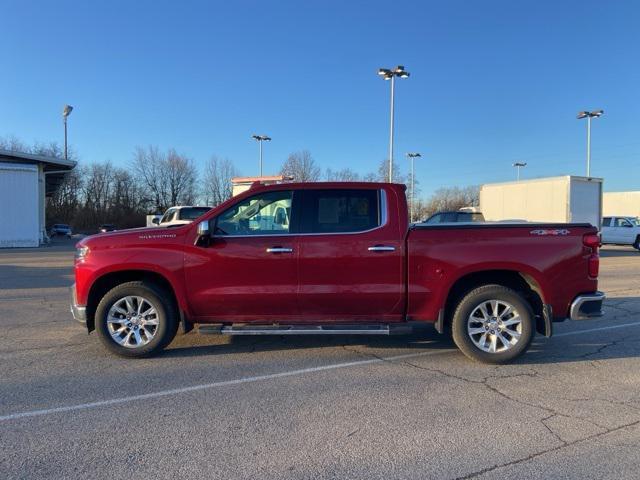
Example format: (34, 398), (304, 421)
(0, 163), (39, 247)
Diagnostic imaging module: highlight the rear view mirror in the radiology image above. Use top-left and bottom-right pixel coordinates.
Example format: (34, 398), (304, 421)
(152, 217), (160, 225)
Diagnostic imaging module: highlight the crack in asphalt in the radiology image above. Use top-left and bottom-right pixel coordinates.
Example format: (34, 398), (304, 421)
(453, 419), (640, 479)
(341, 343), (640, 479)
(539, 414), (568, 445)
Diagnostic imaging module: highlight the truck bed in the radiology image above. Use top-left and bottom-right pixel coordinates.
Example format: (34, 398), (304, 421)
(406, 222), (598, 323)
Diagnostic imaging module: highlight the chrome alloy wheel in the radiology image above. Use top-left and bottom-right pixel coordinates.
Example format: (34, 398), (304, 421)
(467, 299), (522, 354)
(106, 296), (159, 348)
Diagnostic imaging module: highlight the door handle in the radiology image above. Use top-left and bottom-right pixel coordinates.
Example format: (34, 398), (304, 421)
(368, 245), (396, 252)
(266, 247), (293, 254)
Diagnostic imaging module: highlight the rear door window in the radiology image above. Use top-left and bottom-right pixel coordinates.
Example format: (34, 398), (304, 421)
(299, 189), (380, 234)
(602, 217), (611, 227)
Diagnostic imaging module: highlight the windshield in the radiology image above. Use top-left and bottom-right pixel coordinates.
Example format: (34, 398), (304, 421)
(630, 217), (640, 226)
(179, 207), (211, 221)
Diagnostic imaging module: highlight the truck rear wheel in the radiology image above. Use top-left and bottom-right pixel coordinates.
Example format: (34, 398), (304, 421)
(95, 281), (178, 358)
(451, 285), (534, 364)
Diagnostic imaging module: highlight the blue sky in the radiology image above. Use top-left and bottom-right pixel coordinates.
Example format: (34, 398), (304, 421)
(1, 0), (638, 195)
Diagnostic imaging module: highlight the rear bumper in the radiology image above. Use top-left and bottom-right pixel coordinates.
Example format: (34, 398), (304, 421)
(70, 283), (87, 324)
(570, 291), (606, 320)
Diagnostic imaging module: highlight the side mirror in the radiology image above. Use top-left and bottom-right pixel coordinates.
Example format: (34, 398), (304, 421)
(195, 220), (211, 246)
(152, 217), (160, 225)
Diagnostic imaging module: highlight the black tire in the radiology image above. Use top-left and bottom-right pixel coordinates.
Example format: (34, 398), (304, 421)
(451, 284), (534, 364)
(634, 236), (640, 251)
(95, 281), (178, 358)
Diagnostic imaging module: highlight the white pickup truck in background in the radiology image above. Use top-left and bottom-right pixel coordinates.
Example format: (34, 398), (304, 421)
(601, 216), (640, 250)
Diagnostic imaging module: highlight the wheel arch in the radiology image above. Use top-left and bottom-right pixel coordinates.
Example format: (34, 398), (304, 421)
(85, 270), (179, 333)
(442, 269), (548, 336)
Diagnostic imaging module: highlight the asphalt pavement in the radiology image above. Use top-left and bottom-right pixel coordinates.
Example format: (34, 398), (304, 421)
(1, 239), (639, 479)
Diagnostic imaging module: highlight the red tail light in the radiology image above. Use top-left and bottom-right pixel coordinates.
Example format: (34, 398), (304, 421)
(583, 233), (600, 278)
(583, 234), (600, 249)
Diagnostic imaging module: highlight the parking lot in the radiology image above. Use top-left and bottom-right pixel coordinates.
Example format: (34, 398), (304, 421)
(0, 240), (639, 479)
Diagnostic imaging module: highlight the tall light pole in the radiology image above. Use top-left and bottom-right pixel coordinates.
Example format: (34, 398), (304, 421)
(512, 162), (527, 181)
(378, 65), (410, 182)
(251, 134), (271, 176)
(406, 152), (421, 222)
(577, 110), (604, 177)
(62, 104), (73, 161)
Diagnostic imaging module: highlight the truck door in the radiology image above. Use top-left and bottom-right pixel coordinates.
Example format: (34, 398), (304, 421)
(184, 189), (299, 321)
(601, 217), (614, 243)
(295, 188), (404, 322)
(616, 217), (636, 244)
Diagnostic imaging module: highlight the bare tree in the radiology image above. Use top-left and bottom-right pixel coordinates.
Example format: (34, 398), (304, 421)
(132, 146), (167, 212)
(47, 168), (83, 225)
(325, 167), (360, 181)
(202, 156), (238, 206)
(166, 149), (197, 206)
(131, 146), (197, 211)
(417, 185), (480, 220)
(0, 136), (29, 152)
(0, 137), (74, 161)
(82, 162), (113, 214)
(280, 150), (321, 182)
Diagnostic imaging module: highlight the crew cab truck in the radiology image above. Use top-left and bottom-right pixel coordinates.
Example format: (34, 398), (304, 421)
(601, 216), (640, 250)
(71, 182), (605, 364)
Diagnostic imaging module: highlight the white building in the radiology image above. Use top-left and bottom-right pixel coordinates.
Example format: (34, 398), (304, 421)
(0, 149), (76, 247)
(603, 191), (640, 217)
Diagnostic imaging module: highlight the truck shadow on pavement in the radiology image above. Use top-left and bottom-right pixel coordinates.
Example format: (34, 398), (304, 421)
(161, 313), (640, 366)
(163, 326), (457, 359)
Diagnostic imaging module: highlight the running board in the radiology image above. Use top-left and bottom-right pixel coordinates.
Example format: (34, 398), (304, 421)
(197, 324), (413, 336)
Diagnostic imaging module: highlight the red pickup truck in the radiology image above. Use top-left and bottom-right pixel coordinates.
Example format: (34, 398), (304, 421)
(71, 182), (605, 363)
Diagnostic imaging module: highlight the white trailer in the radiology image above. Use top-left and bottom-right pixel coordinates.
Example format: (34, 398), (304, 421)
(603, 191), (640, 218)
(480, 176), (603, 229)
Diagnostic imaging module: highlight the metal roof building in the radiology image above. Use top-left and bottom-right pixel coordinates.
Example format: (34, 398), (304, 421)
(0, 149), (76, 247)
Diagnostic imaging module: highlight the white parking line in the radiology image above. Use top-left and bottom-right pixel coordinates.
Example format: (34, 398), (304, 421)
(0, 349), (454, 422)
(554, 321), (640, 337)
(2, 320), (639, 423)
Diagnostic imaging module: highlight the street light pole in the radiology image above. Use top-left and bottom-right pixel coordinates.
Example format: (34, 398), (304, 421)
(251, 134), (271, 176)
(406, 152), (421, 222)
(62, 104), (73, 161)
(378, 65), (410, 182)
(512, 162), (527, 181)
(388, 75), (395, 183)
(577, 110), (604, 177)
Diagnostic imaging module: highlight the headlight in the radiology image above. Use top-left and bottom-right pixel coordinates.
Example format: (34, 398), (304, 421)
(75, 246), (90, 261)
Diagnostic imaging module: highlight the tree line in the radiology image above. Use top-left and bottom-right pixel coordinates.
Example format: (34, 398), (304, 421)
(1, 137), (478, 232)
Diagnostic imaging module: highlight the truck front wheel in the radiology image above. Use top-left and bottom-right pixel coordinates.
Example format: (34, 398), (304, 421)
(95, 281), (178, 358)
(451, 285), (534, 364)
